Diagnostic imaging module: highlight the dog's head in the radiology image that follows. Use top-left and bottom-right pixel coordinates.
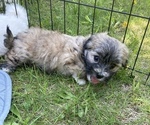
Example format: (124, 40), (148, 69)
(82, 33), (129, 84)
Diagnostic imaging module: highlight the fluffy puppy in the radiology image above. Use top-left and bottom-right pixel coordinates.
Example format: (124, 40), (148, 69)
(1, 27), (129, 85)
(0, 3), (28, 56)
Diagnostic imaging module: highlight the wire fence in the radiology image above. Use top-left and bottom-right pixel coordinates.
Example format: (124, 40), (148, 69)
(0, 0), (150, 83)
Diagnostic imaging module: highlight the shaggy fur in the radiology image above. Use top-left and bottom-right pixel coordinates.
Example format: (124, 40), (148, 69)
(0, 27), (129, 85)
(0, 3), (28, 55)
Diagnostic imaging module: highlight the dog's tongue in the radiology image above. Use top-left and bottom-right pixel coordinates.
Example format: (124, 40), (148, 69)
(91, 76), (99, 84)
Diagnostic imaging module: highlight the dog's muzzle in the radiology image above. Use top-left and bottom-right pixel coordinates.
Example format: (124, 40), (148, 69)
(87, 70), (110, 84)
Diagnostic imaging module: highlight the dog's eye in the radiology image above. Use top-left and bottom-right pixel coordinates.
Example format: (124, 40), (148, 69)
(110, 63), (116, 69)
(94, 55), (99, 62)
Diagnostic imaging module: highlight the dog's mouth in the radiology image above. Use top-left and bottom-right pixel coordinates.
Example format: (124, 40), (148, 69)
(90, 75), (100, 84)
(87, 71), (111, 84)
(87, 74), (101, 84)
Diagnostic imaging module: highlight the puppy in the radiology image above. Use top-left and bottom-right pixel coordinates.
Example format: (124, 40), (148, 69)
(0, 3), (28, 56)
(0, 27), (129, 85)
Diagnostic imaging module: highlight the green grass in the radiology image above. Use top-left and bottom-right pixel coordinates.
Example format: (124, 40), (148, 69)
(2, 0), (150, 124)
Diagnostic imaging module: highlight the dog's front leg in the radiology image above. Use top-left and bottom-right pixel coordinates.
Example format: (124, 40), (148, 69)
(72, 74), (86, 85)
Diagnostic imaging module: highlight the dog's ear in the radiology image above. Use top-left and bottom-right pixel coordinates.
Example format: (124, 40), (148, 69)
(121, 46), (129, 69)
(4, 26), (14, 49)
(122, 60), (128, 68)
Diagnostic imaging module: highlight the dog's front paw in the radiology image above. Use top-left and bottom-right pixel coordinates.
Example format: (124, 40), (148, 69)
(72, 74), (86, 85)
(76, 79), (86, 85)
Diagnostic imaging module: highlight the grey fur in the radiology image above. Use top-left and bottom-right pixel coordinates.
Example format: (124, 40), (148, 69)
(0, 27), (129, 85)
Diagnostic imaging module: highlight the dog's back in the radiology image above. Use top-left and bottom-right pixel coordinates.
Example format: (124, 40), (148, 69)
(4, 27), (85, 76)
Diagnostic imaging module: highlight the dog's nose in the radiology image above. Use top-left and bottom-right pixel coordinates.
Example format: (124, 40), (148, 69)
(96, 74), (104, 79)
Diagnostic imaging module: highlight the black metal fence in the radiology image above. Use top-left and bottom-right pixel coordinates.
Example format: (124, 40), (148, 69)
(1, 0), (150, 83)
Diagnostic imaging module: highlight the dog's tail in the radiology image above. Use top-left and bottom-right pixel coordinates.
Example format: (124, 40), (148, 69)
(5, 3), (28, 26)
(4, 26), (14, 50)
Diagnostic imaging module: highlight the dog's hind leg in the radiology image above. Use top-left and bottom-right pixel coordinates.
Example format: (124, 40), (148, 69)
(0, 26), (31, 73)
(0, 50), (29, 73)
(0, 63), (16, 73)
(0, 51), (22, 73)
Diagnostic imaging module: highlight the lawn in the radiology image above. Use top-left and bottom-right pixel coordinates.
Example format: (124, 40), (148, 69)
(2, 0), (150, 124)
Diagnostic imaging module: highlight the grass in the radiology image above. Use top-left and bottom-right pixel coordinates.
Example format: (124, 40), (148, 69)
(1, 0), (150, 124)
